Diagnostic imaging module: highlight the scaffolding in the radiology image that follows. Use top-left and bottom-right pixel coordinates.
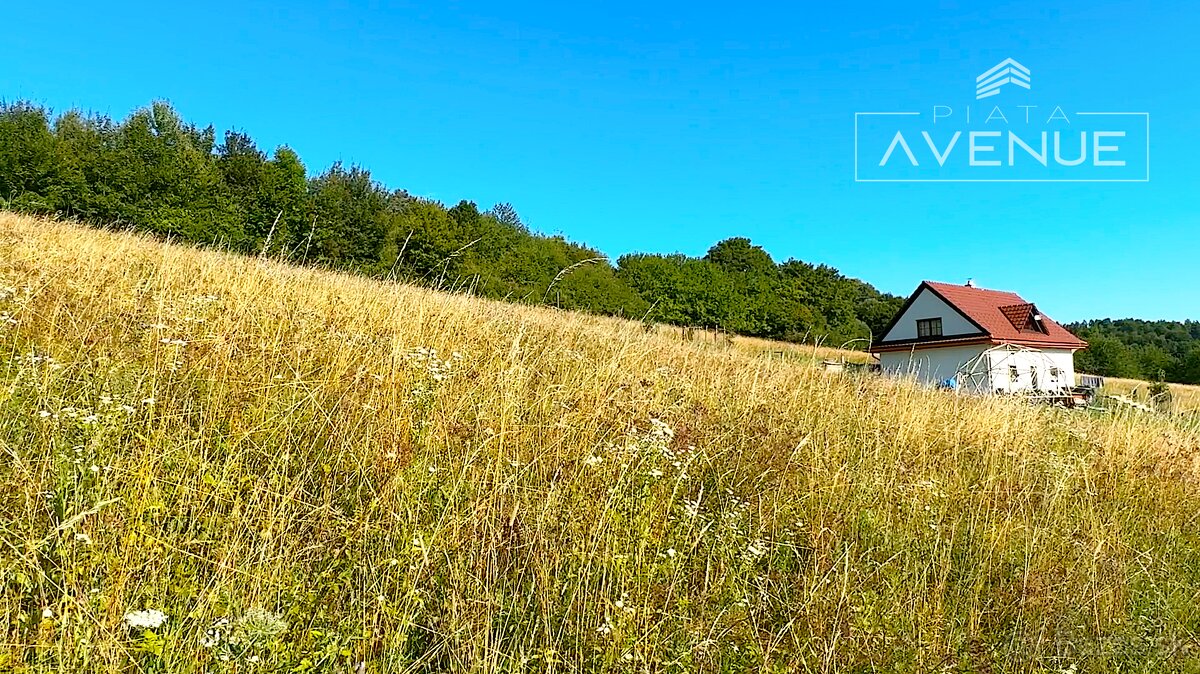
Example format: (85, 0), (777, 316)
(953, 343), (1068, 397)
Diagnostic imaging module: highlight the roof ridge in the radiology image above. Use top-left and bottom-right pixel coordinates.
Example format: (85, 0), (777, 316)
(872, 281), (1087, 351)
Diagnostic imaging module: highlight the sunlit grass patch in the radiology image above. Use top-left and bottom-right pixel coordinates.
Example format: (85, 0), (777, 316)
(0, 212), (1198, 672)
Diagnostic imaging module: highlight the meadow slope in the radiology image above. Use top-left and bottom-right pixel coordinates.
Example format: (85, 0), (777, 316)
(1, 212), (1198, 673)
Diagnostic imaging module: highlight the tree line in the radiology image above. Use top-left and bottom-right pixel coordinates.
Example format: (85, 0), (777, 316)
(0, 100), (901, 346)
(1068, 319), (1200, 385)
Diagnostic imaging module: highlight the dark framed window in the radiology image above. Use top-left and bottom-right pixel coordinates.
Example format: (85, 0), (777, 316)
(916, 318), (943, 338)
(1009, 365), (1019, 382)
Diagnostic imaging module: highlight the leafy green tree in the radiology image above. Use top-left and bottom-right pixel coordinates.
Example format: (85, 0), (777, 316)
(0, 103), (62, 212)
(1171, 347), (1200, 385)
(704, 237), (775, 275)
(1074, 335), (1141, 378)
(261, 147), (309, 256)
(486, 202), (526, 232)
(308, 163), (388, 264)
(0, 98), (919, 354)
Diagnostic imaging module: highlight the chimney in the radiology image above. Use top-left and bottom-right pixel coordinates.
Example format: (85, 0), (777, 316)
(965, 278), (976, 287)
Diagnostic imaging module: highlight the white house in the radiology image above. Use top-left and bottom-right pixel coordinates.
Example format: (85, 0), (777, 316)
(870, 281), (1088, 395)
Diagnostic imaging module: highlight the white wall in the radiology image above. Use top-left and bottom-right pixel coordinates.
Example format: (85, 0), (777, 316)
(882, 287), (980, 341)
(1045, 350), (1077, 392)
(879, 345), (991, 387)
(880, 344), (1078, 393)
(984, 348), (1076, 394)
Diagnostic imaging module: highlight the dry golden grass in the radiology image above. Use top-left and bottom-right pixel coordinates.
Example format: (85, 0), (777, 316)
(650, 328), (871, 366)
(0, 211), (1198, 672)
(727, 335), (873, 365)
(1100, 376), (1200, 413)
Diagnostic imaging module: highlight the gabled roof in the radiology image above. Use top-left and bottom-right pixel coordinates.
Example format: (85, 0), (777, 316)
(871, 281), (1088, 352)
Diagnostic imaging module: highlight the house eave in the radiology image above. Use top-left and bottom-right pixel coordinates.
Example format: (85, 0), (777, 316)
(870, 335), (992, 353)
(870, 335), (1088, 354)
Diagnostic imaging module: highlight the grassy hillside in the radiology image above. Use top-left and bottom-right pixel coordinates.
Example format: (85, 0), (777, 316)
(1100, 377), (1200, 414)
(1, 211), (1199, 673)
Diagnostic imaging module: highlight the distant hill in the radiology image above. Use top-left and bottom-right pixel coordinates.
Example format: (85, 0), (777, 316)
(1067, 318), (1200, 384)
(8, 99), (1195, 382)
(0, 100), (900, 348)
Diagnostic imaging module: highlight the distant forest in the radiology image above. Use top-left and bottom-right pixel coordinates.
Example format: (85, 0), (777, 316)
(2, 101), (1197, 383)
(1068, 320), (1200, 385)
(0, 100), (900, 346)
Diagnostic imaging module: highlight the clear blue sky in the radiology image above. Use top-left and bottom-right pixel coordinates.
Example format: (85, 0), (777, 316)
(2, 1), (1197, 321)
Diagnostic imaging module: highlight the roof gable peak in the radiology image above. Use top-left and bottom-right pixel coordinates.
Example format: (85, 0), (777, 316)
(871, 281), (1087, 351)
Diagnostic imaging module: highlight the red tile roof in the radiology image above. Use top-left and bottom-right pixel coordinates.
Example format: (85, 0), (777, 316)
(871, 281), (1088, 352)
(921, 281), (1087, 349)
(998, 302), (1036, 330)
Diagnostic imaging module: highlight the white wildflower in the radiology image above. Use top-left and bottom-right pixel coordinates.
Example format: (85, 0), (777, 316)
(744, 539), (768, 559)
(123, 609), (168, 630)
(200, 617), (230, 648)
(584, 455), (603, 466)
(649, 417), (674, 440)
(199, 631), (220, 648)
(41, 607), (53, 619)
(232, 607), (287, 646)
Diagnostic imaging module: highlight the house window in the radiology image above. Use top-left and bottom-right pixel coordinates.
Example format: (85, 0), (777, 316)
(1050, 367), (1061, 382)
(1009, 365), (1019, 383)
(916, 318), (943, 339)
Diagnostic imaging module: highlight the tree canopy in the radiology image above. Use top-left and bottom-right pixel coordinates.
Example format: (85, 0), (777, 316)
(7, 100), (1195, 381)
(1069, 319), (1200, 384)
(0, 99), (928, 352)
